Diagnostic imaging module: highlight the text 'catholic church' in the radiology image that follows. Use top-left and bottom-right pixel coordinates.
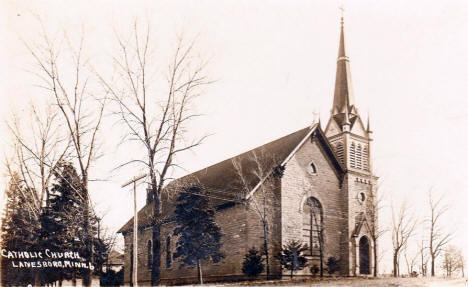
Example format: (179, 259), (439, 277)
(119, 16), (378, 285)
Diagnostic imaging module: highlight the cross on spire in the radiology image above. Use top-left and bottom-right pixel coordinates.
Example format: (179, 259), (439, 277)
(339, 5), (345, 24)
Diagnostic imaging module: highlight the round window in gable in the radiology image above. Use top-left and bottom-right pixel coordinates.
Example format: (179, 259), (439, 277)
(309, 162), (317, 174)
(359, 192), (366, 203)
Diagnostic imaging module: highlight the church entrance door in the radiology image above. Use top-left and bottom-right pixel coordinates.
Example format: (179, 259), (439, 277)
(359, 236), (370, 275)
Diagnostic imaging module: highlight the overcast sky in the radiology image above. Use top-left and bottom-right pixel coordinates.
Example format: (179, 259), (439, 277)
(1, 0), (467, 275)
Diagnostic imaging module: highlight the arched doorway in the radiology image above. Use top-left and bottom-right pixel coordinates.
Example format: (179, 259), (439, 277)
(359, 236), (370, 275)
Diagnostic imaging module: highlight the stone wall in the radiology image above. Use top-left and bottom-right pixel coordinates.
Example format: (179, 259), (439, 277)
(281, 135), (348, 275)
(345, 172), (377, 275)
(122, 227), (153, 285)
(122, 179), (283, 285)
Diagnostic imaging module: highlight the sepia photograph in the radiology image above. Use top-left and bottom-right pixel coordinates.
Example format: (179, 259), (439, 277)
(0, 1), (467, 286)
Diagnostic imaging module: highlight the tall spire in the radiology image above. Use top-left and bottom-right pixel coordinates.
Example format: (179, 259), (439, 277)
(332, 10), (355, 115)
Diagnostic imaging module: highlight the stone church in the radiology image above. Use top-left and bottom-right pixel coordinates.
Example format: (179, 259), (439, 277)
(118, 17), (378, 285)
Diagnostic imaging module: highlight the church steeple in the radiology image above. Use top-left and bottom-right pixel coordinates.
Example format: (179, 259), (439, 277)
(325, 12), (373, 173)
(332, 15), (355, 116)
(324, 15), (378, 272)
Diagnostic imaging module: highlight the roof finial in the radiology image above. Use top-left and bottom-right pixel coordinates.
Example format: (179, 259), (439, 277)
(339, 4), (345, 26)
(367, 112), (373, 133)
(312, 109), (320, 124)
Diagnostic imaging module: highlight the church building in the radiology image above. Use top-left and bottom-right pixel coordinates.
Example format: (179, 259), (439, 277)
(118, 17), (378, 285)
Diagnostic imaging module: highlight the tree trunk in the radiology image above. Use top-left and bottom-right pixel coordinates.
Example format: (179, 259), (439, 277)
(82, 175), (91, 287)
(149, 176), (161, 286)
(197, 259), (203, 285)
(431, 254), (435, 276)
(319, 247), (324, 277)
(373, 238), (378, 277)
(263, 222), (270, 280)
(421, 250), (424, 277)
(393, 253), (398, 277)
(151, 183), (162, 285)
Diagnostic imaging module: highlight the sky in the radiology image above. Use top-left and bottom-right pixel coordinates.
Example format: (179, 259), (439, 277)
(1, 0), (468, 275)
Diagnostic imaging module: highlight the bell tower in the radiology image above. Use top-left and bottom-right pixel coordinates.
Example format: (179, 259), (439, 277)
(324, 14), (377, 276)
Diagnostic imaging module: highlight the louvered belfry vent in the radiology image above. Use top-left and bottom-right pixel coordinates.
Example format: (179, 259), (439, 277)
(333, 141), (345, 164)
(348, 141), (369, 171)
(349, 142), (356, 169)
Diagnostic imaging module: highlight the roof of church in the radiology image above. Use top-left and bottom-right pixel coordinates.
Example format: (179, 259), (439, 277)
(118, 125), (342, 234)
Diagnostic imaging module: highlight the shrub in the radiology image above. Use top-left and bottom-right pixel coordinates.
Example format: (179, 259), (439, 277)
(276, 240), (308, 278)
(326, 257), (340, 275)
(310, 265), (320, 277)
(242, 247), (265, 279)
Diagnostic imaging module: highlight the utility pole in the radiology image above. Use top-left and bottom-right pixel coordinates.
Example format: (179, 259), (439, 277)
(122, 174), (147, 287)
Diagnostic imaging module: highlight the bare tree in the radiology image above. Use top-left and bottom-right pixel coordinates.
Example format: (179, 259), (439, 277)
(403, 246), (418, 276)
(232, 149), (281, 280)
(418, 238), (429, 277)
(5, 103), (72, 286)
(441, 245), (464, 277)
(96, 22), (210, 284)
(391, 201), (417, 277)
(459, 251), (465, 278)
(24, 24), (107, 286)
(427, 190), (452, 277)
(364, 185), (386, 277)
(6, 103), (71, 218)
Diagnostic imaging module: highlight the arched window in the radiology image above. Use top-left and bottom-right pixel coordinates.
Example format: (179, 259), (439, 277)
(302, 197), (323, 258)
(309, 162), (317, 174)
(147, 240), (152, 269)
(350, 142), (356, 168)
(359, 192), (366, 202)
(166, 236), (172, 268)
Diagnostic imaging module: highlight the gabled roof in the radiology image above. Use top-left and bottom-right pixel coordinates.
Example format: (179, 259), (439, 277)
(118, 124), (345, 234)
(245, 124), (345, 199)
(352, 212), (367, 238)
(169, 126), (313, 202)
